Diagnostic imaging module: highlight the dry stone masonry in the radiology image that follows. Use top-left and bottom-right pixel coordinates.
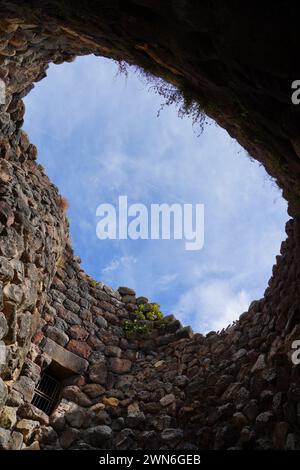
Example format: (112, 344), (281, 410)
(0, 0), (300, 450)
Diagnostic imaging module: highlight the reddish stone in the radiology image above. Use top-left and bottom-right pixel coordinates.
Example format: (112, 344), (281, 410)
(120, 398), (133, 407)
(51, 277), (66, 292)
(67, 340), (92, 359)
(32, 330), (44, 345)
(108, 357), (132, 374)
(82, 383), (105, 398)
(69, 325), (89, 341)
(272, 421), (289, 449)
(57, 306), (80, 325)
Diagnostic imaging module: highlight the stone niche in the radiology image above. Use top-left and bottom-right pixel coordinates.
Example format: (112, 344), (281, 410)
(0, 1), (300, 451)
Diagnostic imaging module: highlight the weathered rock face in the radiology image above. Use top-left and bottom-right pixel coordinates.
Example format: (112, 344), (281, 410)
(0, 0), (299, 450)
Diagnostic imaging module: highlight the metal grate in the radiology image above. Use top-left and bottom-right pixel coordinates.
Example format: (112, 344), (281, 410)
(31, 372), (60, 415)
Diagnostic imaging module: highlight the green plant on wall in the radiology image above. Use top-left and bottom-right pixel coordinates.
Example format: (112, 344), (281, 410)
(122, 319), (150, 335)
(116, 60), (207, 136)
(137, 303), (163, 320)
(122, 303), (164, 335)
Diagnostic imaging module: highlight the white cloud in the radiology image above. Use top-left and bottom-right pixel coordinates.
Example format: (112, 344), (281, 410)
(174, 279), (251, 333)
(155, 273), (178, 291)
(102, 256), (137, 274)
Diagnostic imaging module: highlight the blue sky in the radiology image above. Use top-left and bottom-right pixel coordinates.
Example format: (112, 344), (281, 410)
(24, 55), (287, 333)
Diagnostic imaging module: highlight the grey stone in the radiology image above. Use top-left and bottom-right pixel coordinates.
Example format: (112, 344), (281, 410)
(92, 411), (111, 426)
(55, 317), (68, 332)
(95, 316), (108, 329)
(150, 414), (173, 431)
(65, 406), (91, 428)
(0, 312), (8, 339)
(18, 403), (49, 425)
(160, 394), (176, 407)
(105, 345), (122, 357)
(51, 289), (66, 304)
(83, 425), (112, 446)
(0, 428), (11, 450)
(122, 295), (136, 304)
(59, 428), (80, 449)
(256, 411), (275, 431)
(89, 363), (108, 385)
(243, 399), (259, 421)
(161, 428), (183, 446)
(5, 389), (23, 407)
(22, 359), (41, 383)
(17, 311), (32, 344)
(112, 417), (125, 431)
(118, 287), (136, 296)
(3, 283), (24, 305)
(10, 431), (23, 450)
(0, 256), (14, 281)
(0, 406), (17, 429)
(82, 383), (105, 398)
(116, 428), (136, 450)
(34, 426), (58, 446)
(88, 350), (105, 365)
(173, 375), (188, 388)
(233, 348), (247, 361)
(141, 430), (159, 450)
(175, 326), (193, 339)
(126, 411), (145, 428)
(251, 354), (266, 373)
(13, 376), (35, 402)
(62, 386), (92, 407)
(45, 325), (69, 346)
(64, 298), (80, 314)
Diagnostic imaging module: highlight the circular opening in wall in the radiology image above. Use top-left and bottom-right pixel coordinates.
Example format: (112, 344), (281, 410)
(24, 55), (288, 333)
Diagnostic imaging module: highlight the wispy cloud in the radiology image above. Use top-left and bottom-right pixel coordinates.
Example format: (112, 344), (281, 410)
(155, 273), (179, 291)
(102, 256), (137, 274)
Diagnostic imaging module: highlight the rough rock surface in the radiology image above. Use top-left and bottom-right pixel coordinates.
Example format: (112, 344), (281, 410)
(0, 1), (299, 450)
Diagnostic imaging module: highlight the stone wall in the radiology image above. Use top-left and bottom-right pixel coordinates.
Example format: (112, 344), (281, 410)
(4, 245), (194, 450)
(0, 1), (299, 450)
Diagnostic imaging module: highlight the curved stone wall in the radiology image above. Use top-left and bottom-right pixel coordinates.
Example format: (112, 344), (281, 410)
(0, 1), (299, 450)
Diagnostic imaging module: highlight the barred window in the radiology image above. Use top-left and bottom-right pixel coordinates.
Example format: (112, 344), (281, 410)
(31, 372), (61, 415)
